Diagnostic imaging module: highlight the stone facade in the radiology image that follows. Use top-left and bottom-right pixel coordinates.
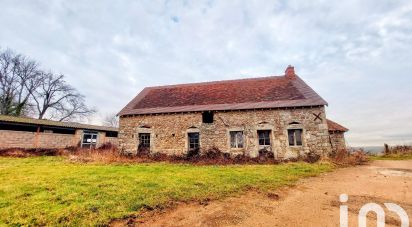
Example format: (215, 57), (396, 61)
(119, 106), (332, 159)
(329, 132), (346, 152)
(0, 129), (118, 149)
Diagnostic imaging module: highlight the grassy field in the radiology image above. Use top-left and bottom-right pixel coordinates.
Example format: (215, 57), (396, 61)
(369, 153), (412, 160)
(0, 157), (332, 226)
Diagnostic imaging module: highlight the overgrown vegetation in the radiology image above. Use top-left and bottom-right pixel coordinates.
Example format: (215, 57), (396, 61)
(68, 146), (321, 165)
(370, 144), (412, 160)
(329, 149), (369, 166)
(0, 156), (333, 226)
(370, 153), (412, 160)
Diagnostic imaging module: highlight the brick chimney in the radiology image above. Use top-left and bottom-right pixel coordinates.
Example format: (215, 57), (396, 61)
(285, 65), (296, 78)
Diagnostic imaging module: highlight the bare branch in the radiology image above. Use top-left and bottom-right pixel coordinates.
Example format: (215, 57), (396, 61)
(0, 48), (42, 116)
(103, 113), (119, 127)
(31, 72), (96, 121)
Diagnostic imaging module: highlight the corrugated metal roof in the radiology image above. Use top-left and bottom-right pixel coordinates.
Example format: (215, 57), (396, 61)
(0, 115), (118, 132)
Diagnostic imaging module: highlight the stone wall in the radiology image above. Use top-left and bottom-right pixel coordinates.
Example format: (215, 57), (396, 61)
(329, 132), (346, 152)
(0, 129), (118, 149)
(119, 106), (332, 159)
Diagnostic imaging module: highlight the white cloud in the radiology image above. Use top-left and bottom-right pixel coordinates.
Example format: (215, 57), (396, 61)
(1, 0), (411, 145)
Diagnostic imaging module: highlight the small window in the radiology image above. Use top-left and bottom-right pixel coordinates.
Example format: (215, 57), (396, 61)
(82, 131), (98, 148)
(188, 132), (200, 150)
(138, 133), (151, 149)
(106, 131), (118, 138)
(202, 111), (214, 123)
(258, 130), (271, 146)
(288, 129), (303, 146)
(230, 131), (244, 148)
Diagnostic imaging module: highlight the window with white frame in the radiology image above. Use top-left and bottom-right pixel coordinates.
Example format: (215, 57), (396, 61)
(288, 129), (303, 146)
(138, 133), (150, 149)
(258, 130), (271, 146)
(82, 131), (98, 148)
(188, 132), (200, 150)
(230, 131), (244, 148)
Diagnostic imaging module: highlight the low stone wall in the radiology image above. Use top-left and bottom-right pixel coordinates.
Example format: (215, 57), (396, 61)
(0, 130), (77, 149)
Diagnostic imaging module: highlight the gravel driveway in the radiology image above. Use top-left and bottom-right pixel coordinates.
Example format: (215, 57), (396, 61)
(138, 160), (411, 227)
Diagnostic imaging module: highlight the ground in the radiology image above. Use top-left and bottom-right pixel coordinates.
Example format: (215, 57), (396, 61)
(0, 157), (331, 226)
(1, 157), (410, 226)
(136, 160), (412, 227)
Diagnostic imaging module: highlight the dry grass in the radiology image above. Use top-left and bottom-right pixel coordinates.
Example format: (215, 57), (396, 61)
(384, 144), (412, 155)
(371, 144), (412, 160)
(329, 149), (369, 166)
(0, 145), (325, 165)
(0, 148), (65, 157)
(68, 148), (283, 165)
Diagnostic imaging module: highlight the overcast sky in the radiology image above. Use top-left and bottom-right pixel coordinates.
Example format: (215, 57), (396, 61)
(1, 0), (411, 146)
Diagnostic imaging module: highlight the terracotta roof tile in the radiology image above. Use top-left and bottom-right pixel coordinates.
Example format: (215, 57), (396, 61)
(327, 119), (349, 132)
(119, 72), (328, 116)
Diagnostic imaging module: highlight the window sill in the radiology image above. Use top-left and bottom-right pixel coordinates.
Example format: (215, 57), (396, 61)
(230, 148), (245, 150)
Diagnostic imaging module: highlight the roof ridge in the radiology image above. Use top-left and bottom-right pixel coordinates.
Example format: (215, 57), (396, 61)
(118, 71), (328, 116)
(146, 74), (285, 89)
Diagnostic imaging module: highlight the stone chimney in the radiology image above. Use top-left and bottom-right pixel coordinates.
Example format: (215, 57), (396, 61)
(285, 65), (296, 78)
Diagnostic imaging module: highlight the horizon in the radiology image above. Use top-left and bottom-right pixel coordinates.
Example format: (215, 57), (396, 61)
(1, 1), (411, 146)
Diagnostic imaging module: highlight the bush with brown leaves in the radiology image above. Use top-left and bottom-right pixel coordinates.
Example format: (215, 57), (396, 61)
(330, 148), (368, 165)
(384, 144), (412, 155)
(0, 148), (66, 157)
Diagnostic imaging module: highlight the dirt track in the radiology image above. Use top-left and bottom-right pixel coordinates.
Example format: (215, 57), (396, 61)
(137, 160), (411, 227)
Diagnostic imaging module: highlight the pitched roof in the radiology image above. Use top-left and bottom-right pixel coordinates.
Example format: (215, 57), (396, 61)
(119, 68), (328, 116)
(0, 115), (118, 132)
(327, 119), (349, 132)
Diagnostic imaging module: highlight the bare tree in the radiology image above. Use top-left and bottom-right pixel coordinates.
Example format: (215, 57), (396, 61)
(0, 48), (95, 121)
(103, 113), (119, 127)
(31, 72), (96, 121)
(0, 49), (41, 116)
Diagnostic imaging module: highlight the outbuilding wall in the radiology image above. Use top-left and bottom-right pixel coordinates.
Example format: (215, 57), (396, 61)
(0, 130), (77, 149)
(119, 106), (332, 159)
(329, 132), (346, 152)
(0, 129), (118, 149)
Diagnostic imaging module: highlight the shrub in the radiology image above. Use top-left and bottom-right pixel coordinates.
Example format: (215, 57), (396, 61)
(304, 150), (321, 163)
(202, 147), (223, 159)
(137, 146), (150, 156)
(258, 148), (274, 160)
(330, 148), (368, 166)
(186, 148), (201, 160)
(0, 148), (63, 157)
(98, 142), (116, 150)
(384, 144), (412, 155)
(1, 145), (329, 166)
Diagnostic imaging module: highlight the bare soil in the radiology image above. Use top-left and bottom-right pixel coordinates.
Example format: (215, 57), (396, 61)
(125, 160), (411, 227)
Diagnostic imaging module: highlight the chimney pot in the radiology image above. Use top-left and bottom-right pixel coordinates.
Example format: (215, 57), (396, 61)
(285, 65), (296, 78)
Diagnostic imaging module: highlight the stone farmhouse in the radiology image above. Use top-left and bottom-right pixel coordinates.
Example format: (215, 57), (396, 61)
(118, 66), (348, 159)
(0, 115), (118, 149)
